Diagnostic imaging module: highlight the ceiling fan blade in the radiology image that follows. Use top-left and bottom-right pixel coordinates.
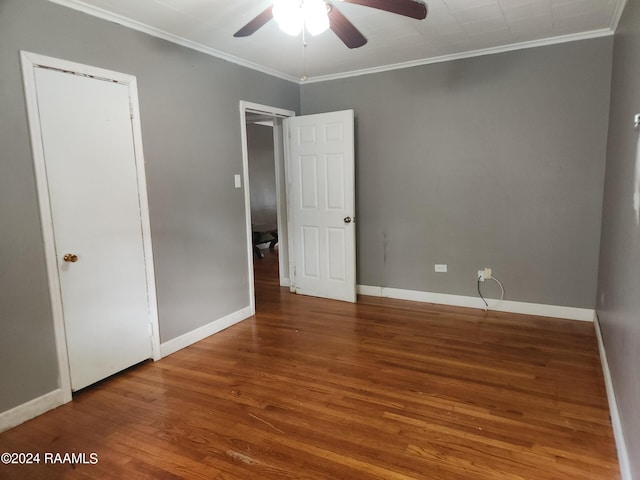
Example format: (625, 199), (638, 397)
(341, 0), (427, 20)
(328, 5), (367, 49)
(234, 5), (274, 37)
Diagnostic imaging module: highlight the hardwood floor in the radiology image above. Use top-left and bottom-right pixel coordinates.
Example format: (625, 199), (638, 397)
(0, 248), (619, 479)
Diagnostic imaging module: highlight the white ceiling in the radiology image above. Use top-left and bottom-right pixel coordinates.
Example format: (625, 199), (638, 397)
(51, 0), (626, 83)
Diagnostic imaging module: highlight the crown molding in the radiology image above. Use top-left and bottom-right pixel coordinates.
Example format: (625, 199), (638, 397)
(610, 0), (628, 31)
(47, 0), (301, 83)
(49, 0), (616, 86)
(302, 28), (614, 84)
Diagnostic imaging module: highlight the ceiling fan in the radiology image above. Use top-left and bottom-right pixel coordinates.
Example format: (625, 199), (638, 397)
(234, 0), (428, 49)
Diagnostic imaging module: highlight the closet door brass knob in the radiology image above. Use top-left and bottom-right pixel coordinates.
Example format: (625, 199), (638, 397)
(63, 253), (78, 263)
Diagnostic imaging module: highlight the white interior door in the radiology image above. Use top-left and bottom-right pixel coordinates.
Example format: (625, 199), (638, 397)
(286, 110), (356, 302)
(34, 66), (153, 391)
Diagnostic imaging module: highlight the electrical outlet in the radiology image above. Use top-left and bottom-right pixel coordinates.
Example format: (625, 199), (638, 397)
(435, 264), (447, 273)
(478, 270), (485, 282)
(484, 268), (492, 280)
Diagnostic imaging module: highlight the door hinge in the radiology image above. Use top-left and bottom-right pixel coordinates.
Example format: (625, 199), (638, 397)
(129, 101), (134, 119)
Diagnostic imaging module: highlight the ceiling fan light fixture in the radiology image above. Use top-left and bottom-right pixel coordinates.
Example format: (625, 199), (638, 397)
(303, 0), (330, 36)
(272, 0), (330, 37)
(273, 0), (303, 36)
(235, 0), (427, 48)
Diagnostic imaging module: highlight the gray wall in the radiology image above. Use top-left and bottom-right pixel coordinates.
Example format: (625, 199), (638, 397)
(597, 0), (640, 476)
(0, 0), (298, 413)
(301, 38), (612, 308)
(0, 0), (622, 433)
(247, 123), (277, 225)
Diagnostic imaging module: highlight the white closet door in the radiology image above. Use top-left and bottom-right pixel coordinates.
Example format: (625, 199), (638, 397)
(34, 67), (153, 391)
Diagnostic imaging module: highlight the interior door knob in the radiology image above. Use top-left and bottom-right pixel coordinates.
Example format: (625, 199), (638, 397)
(63, 253), (78, 263)
(344, 217), (352, 224)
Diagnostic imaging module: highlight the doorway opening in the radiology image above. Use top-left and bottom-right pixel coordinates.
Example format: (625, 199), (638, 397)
(239, 102), (295, 313)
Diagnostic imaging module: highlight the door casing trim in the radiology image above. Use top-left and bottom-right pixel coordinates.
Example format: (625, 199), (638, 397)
(239, 101), (296, 313)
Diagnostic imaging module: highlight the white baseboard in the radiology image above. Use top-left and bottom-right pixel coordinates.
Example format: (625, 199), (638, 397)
(594, 313), (633, 480)
(160, 306), (253, 358)
(356, 285), (595, 322)
(1, 307), (254, 432)
(0, 388), (67, 433)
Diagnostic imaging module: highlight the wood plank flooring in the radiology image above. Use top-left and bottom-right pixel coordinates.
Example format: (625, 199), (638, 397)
(0, 248), (619, 479)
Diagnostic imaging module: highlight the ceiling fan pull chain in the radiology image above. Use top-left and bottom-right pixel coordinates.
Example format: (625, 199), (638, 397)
(301, 27), (308, 81)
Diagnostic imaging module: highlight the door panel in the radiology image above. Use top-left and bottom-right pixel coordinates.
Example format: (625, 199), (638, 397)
(300, 155), (319, 208)
(326, 154), (345, 210)
(302, 226), (321, 278)
(287, 110), (356, 302)
(34, 67), (152, 391)
(327, 228), (346, 281)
